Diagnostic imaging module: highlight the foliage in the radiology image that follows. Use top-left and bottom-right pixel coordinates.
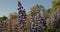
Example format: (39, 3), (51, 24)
(30, 4), (45, 16)
(9, 12), (18, 19)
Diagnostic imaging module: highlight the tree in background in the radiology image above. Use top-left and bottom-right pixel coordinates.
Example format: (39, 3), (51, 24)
(9, 12), (17, 19)
(0, 16), (8, 32)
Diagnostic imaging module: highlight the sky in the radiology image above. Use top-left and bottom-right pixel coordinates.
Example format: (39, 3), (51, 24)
(0, 0), (52, 17)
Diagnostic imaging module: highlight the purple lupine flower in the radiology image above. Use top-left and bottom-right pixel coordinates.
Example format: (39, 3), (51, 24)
(35, 4), (46, 32)
(18, 1), (27, 32)
(30, 11), (37, 32)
